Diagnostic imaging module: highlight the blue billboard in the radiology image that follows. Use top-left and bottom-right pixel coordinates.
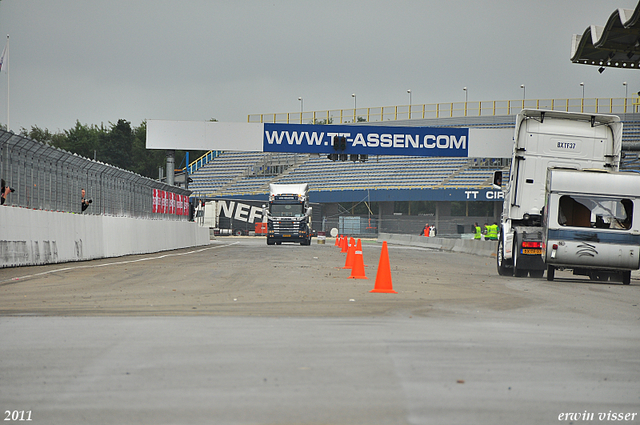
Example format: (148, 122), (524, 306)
(263, 123), (469, 157)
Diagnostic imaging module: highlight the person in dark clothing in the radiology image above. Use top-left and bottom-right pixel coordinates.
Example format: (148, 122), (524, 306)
(1, 179), (14, 205)
(81, 188), (92, 212)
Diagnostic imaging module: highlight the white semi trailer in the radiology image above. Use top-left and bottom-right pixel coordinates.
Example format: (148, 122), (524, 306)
(197, 199), (266, 236)
(496, 110), (622, 277)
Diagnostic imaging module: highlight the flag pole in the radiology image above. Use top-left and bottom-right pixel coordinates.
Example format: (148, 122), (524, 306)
(5, 34), (8, 131)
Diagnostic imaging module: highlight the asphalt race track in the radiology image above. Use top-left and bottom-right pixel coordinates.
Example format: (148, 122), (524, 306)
(1, 237), (639, 425)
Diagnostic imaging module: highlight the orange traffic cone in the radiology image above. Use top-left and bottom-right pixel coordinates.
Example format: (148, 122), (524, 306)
(334, 235), (341, 247)
(348, 239), (368, 279)
(342, 238), (356, 269)
(370, 241), (397, 293)
(340, 236), (348, 253)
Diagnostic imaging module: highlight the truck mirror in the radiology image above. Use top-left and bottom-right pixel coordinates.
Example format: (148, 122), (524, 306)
(306, 206), (313, 216)
(492, 170), (503, 189)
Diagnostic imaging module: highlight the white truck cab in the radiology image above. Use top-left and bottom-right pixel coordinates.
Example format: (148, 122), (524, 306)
(497, 109), (622, 277)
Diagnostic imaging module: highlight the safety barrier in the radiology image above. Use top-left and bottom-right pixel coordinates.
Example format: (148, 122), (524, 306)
(377, 232), (498, 258)
(0, 206), (209, 268)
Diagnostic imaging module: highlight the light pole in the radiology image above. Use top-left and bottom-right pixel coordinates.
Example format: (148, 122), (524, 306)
(520, 84), (526, 100)
(623, 82), (628, 112)
(352, 93), (356, 122)
(580, 82), (585, 98)
(407, 89), (412, 119)
(298, 97), (303, 123)
(463, 87), (468, 116)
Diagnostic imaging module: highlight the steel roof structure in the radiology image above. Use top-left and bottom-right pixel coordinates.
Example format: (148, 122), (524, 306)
(571, 1), (640, 70)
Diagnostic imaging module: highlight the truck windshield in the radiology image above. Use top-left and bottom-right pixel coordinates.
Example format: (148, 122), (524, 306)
(271, 204), (304, 217)
(558, 195), (633, 230)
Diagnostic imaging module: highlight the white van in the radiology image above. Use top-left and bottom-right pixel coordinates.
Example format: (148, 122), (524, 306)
(542, 168), (640, 284)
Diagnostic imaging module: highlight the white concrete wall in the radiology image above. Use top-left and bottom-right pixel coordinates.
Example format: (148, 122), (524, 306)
(0, 207), (210, 268)
(378, 232), (498, 258)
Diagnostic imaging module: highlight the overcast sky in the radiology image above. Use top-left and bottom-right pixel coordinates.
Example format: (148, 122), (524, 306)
(0, 0), (637, 132)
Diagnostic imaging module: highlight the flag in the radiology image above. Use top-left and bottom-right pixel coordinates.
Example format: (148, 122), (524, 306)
(0, 44), (5, 73)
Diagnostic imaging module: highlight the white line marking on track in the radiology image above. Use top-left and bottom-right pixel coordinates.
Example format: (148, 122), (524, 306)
(0, 243), (239, 285)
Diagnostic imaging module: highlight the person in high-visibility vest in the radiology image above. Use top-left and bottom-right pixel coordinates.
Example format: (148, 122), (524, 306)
(420, 223), (430, 237)
(474, 222), (482, 240)
(487, 222), (499, 240)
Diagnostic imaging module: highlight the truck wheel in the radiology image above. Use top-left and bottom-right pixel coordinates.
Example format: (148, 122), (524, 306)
(512, 240), (527, 278)
(546, 265), (555, 281)
(622, 271), (631, 285)
(496, 237), (511, 276)
(234, 229), (243, 236)
(267, 239), (275, 246)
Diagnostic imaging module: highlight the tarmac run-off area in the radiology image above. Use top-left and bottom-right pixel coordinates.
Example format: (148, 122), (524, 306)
(1, 237), (638, 425)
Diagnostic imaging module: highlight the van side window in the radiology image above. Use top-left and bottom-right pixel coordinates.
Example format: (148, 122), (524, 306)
(558, 195), (632, 230)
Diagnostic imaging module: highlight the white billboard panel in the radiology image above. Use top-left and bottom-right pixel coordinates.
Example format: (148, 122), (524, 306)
(146, 120), (264, 151)
(467, 128), (514, 158)
(146, 119), (514, 158)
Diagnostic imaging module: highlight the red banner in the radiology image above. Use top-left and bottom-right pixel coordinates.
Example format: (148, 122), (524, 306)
(152, 190), (189, 216)
(152, 189), (159, 213)
(176, 194), (183, 216)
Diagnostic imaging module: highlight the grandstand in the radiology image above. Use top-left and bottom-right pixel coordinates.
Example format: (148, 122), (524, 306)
(190, 154), (500, 197)
(186, 110), (640, 235)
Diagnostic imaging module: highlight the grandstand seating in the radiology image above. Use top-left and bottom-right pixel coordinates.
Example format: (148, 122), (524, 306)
(188, 116), (638, 199)
(190, 152), (505, 198)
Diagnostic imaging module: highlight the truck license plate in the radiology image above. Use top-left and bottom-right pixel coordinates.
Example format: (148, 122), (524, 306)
(521, 248), (542, 255)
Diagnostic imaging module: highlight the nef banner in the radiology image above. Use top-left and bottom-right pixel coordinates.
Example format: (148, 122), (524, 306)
(153, 189), (189, 215)
(263, 123), (469, 157)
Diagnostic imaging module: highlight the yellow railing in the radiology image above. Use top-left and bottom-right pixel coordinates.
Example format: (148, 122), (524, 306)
(248, 97), (640, 124)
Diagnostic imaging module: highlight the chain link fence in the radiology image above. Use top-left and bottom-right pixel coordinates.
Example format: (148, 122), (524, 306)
(0, 129), (190, 219)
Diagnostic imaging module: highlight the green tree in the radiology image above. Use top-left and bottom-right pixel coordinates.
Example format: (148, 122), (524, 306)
(19, 125), (67, 146)
(101, 119), (135, 169)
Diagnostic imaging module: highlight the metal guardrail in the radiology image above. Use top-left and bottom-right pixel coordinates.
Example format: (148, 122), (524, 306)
(186, 150), (221, 175)
(0, 129), (190, 219)
(248, 97), (640, 124)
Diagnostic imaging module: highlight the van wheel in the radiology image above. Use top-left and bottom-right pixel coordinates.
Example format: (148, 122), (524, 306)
(546, 266), (555, 281)
(530, 270), (544, 278)
(622, 271), (631, 285)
